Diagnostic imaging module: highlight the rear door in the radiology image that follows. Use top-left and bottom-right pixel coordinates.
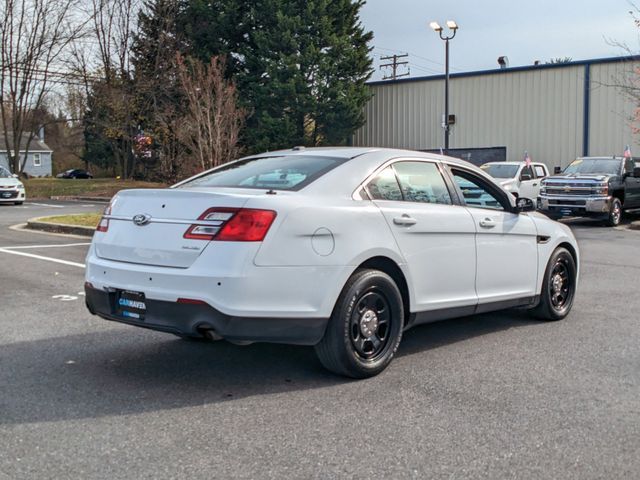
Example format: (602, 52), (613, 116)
(448, 166), (538, 304)
(367, 160), (478, 312)
(624, 159), (640, 208)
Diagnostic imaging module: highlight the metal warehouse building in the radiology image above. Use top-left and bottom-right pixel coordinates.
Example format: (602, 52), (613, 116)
(353, 55), (640, 169)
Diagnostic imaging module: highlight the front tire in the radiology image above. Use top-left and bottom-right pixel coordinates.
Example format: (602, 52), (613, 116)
(605, 198), (622, 226)
(315, 269), (404, 378)
(531, 247), (577, 321)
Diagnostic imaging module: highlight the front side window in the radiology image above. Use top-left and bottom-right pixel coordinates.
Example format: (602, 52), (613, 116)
(366, 166), (403, 201)
(180, 155), (347, 191)
(452, 169), (507, 211)
(33, 153), (41, 167)
(393, 161), (452, 205)
(520, 165), (534, 180)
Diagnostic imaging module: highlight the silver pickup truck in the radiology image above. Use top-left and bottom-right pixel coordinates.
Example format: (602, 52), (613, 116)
(538, 156), (640, 226)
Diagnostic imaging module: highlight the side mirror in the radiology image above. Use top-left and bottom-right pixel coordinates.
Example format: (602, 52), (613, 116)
(520, 173), (532, 181)
(12, 174), (18, 178)
(516, 197), (535, 213)
(554, 166), (562, 174)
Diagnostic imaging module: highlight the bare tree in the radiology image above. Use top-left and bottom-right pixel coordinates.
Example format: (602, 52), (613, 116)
(175, 54), (246, 173)
(0, 0), (88, 174)
(69, 0), (139, 178)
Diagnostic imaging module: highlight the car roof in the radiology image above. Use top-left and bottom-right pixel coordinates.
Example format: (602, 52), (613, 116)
(483, 161), (544, 166)
(248, 146), (495, 167)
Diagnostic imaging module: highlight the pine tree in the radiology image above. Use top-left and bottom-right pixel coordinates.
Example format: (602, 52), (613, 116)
(178, 0), (373, 153)
(132, 0), (188, 180)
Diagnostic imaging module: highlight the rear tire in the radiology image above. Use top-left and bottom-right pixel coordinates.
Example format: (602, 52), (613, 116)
(531, 247), (577, 321)
(605, 198), (622, 226)
(315, 269), (404, 378)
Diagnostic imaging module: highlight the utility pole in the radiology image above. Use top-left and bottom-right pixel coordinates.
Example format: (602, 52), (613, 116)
(380, 54), (410, 81)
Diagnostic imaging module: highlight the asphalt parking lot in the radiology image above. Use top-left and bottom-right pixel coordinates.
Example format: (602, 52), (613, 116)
(1, 201), (639, 479)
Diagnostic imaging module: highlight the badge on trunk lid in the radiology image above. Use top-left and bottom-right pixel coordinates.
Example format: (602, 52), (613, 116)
(133, 213), (151, 226)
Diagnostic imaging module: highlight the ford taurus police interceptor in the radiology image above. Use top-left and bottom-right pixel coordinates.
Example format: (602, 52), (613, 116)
(85, 148), (579, 378)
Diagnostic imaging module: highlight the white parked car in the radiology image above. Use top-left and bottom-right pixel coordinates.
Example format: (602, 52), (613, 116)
(481, 161), (549, 200)
(0, 166), (26, 205)
(85, 148), (579, 378)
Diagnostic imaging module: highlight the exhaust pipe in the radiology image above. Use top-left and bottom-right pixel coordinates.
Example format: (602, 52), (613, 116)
(201, 328), (223, 341)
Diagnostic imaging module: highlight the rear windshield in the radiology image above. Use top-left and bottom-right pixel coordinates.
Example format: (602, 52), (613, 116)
(480, 164), (519, 179)
(179, 155), (346, 191)
(563, 158), (621, 175)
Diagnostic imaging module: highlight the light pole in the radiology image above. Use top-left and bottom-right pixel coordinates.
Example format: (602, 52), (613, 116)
(430, 20), (458, 153)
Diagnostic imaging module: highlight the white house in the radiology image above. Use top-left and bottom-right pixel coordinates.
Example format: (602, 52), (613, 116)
(0, 130), (53, 177)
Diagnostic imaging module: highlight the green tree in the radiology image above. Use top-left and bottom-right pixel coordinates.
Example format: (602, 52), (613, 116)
(179, 0), (373, 152)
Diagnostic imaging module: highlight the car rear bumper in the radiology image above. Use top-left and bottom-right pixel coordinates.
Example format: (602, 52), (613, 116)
(85, 285), (328, 345)
(538, 195), (612, 217)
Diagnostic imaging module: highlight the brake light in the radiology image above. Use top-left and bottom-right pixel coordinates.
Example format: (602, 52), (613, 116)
(184, 208), (276, 242)
(97, 204), (112, 232)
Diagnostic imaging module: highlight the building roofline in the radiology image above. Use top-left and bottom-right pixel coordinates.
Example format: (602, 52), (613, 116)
(367, 54), (640, 87)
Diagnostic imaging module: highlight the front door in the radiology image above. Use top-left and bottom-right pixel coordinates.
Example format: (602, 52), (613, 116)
(450, 167), (539, 304)
(518, 164), (539, 201)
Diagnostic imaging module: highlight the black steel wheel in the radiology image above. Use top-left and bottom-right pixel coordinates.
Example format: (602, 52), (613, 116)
(315, 269), (404, 378)
(531, 247), (577, 321)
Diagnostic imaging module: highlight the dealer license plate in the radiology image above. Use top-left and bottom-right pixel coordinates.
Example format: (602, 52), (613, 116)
(115, 290), (146, 320)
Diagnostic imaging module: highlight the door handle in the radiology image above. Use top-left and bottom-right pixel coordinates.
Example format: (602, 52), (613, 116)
(532, 183), (538, 186)
(479, 218), (496, 229)
(393, 214), (417, 226)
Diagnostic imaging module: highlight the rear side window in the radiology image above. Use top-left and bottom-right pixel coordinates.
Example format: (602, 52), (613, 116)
(393, 161), (452, 205)
(180, 155), (346, 191)
(366, 166), (403, 201)
(534, 165), (546, 178)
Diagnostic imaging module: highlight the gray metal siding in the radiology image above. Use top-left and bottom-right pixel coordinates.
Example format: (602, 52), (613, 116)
(355, 59), (638, 169)
(588, 61), (637, 157)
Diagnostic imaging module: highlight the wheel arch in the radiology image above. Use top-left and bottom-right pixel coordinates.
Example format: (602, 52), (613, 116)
(356, 256), (412, 326)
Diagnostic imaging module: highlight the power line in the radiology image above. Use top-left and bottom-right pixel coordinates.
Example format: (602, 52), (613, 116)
(380, 54), (410, 80)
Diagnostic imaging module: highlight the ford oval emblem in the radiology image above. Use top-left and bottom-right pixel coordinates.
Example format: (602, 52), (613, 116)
(133, 213), (152, 226)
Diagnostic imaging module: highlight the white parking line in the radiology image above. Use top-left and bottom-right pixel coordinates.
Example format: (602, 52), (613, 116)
(0, 242), (91, 250)
(27, 202), (65, 208)
(0, 247), (85, 268)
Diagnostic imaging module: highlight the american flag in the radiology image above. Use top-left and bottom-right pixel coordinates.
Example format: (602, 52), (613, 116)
(624, 145), (632, 159)
(524, 151), (531, 166)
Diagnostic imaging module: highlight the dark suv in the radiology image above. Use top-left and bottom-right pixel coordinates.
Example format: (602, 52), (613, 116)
(538, 156), (640, 226)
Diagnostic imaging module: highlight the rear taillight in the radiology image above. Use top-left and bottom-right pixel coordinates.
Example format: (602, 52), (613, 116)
(184, 208), (276, 242)
(97, 204), (112, 232)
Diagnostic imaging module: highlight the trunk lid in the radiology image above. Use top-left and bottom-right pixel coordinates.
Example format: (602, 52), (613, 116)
(94, 188), (251, 268)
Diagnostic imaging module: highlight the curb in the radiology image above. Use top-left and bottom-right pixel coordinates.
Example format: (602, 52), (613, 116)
(26, 217), (95, 238)
(49, 196), (111, 203)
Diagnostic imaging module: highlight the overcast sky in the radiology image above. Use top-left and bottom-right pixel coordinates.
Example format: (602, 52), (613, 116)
(360, 0), (640, 81)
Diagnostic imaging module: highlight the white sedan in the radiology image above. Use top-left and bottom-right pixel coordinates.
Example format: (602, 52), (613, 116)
(481, 161), (550, 200)
(0, 166), (26, 205)
(85, 148), (579, 378)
